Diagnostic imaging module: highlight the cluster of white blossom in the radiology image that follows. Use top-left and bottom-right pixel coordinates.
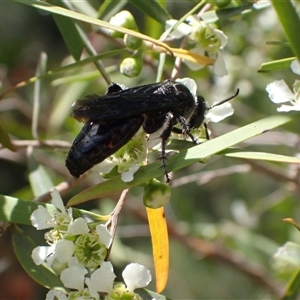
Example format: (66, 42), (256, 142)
(31, 189), (151, 300)
(266, 60), (300, 111)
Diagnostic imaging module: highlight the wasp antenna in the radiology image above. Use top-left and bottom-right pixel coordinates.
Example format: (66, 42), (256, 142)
(209, 88), (239, 109)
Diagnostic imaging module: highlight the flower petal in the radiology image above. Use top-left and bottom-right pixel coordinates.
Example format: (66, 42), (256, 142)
(51, 189), (67, 214)
(212, 52), (228, 77)
(214, 29), (228, 48)
(31, 245), (55, 265)
(46, 290), (68, 300)
(30, 205), (54, 229)
(60, 266), (88, 290)
(207, 102), (234, 123)
(266, 80), (294, 103)
(87, 261), (116, 293)
(291, 60), (300, 75)
(122, 263), (152, 291)
(277, 104), (300, 112)
(54, 240), (75, 264)
(165, 19), (192, 39)
(67, 218), (90, 235)
(96, 224), (112, 248)
(176, 78), (197, 97)
(121, 164), (140, 182)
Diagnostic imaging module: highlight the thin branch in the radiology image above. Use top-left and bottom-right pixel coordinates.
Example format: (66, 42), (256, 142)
(0, 139), (71, 150)
(106, 188), (130, 259)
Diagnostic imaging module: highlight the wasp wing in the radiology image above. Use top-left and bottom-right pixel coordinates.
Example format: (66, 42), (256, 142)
(71, 80), (194, 122)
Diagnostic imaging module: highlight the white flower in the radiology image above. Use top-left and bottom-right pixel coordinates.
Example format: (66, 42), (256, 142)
(122, 263), (152, 292)
(45, 290), (68, 300)
(165, 18), (228, 76)
(30, 189), (72, 230)
(266, 79), (300, 112)
(85, 261), (116, 294)
(98, 129), (147, 182)
(32, 240), (75, 267)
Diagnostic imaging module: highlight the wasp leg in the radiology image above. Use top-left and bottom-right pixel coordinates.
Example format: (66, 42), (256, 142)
(159, 112), (178, 183)
(204, 122), (210, 140)
(178, 116), (200, 145)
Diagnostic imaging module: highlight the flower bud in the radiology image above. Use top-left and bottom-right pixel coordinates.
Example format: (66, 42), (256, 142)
(109, 11), (138, 38)
(124, 34), (143, 50)
(120, 54), (143, 77)
(143, 179), (171, 208)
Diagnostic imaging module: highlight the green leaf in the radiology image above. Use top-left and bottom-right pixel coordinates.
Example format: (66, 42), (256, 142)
(0, 195), (47, 225)
(274, 242), (300, 300)
(128, 0), (171, 24)
(67, 113), (294, 206)
(52, 14), (84, 61)
(0, 122), (16, 152)
(283, 268), (300, 300)
(271, 1), (300, 62)
(136, 288), (172, 300)
(224, 150), (300, 164)
(11, 225), (66, 290)
(202, 4), (254, 23)
(258, 57), (295, 72)
(28, 154), (54, 197)
(98, 0), (128, 21)
(13, 0), (173, 55)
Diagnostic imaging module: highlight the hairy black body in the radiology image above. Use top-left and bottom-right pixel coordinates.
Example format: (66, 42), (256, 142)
(66, 79), (238, 182)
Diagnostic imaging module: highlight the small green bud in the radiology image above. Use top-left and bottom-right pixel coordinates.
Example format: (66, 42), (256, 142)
(124, 34), (143, 50)
(109, 11), (138, 38)
(143, 179), (171, 208)
(120, 54), (143, 77)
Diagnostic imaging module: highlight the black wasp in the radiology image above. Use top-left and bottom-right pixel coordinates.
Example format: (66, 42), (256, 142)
(66, 79), (239, 182)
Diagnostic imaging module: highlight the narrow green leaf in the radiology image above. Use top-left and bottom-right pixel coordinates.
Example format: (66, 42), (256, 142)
(0, 195), (46, 225)
(128, 0), (171, 24)
(271, 0), (300, 62)
(202, 4), (253, 23)
(53, 14), (84, 61)
(0, 122), (16, 151)
(11, 225), (66, 291)
(282, 270), (300, 300)
(98, 0), (128, 21)
(225, 151), (300, 164)
(13, 0), (173, 55)
(136, 288), (172, 300)
(68, 114), (294, 206)
(258, 57), (295, 72)
(28, 154), (54, 197)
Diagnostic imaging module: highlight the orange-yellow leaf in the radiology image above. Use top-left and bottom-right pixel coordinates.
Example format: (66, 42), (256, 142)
(146, 207), (169, 293)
